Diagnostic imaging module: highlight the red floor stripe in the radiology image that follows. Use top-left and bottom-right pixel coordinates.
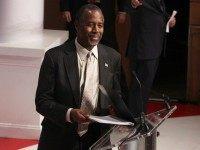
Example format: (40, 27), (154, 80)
(147, 101), (200, 117)
(0, 138), (38, 150)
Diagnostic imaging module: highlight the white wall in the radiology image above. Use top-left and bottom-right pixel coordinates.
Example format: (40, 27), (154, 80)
(0, 0), (68, 139)
(0, 30), (68, 139)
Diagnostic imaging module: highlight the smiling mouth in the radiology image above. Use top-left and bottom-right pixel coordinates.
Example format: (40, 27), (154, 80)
(89, 35), (101, 41)
(90, 36), (100, 41)
(91, 37), (99, 40)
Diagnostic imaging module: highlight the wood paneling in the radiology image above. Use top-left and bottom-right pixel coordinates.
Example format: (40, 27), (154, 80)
(187, 26), (200, 101)
(190, 1), (200, 25)
(44, 0), (65, 30)
(116, 15), (132, 87)
(187, 0), (200, 101)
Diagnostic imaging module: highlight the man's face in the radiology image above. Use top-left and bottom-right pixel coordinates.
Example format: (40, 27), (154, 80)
(76, 10), (104, 50)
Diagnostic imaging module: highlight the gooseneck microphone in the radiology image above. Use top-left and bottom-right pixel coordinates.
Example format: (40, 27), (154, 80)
(132, 71), (149, 133)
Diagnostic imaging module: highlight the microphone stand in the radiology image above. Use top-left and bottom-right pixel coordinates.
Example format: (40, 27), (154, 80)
(162, 94), (171, 110)
(147, 86), (172, 110)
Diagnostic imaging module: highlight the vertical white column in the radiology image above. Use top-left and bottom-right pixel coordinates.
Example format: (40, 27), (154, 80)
(0, 0), (68, 139)
(0, 0), (44, 42)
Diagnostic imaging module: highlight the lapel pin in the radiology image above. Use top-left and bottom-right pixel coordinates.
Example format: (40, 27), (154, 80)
(105, 63), (108, 67)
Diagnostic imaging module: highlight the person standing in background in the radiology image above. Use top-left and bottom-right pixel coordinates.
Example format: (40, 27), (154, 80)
(119, 0), (176, 117)
(60, 0), (127, 50)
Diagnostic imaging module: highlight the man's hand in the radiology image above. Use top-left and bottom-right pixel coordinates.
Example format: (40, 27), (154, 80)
(131, 0), (142, 8)
(70, 109), (89, 123)
(108, 105), (117, 116)
(169, 17), (176, 28)
(116, 12), (127, 24)
(61, 11), (72, 22)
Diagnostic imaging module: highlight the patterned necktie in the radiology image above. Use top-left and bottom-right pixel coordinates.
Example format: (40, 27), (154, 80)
(77, 52), (95, 137)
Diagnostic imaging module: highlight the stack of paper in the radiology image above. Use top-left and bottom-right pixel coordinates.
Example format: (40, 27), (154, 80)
(89, 115), (134, 126)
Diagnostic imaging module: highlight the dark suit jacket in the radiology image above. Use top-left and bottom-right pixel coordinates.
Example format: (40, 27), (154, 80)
(35, 40), (123, 149)
(125, 0), (168, 60)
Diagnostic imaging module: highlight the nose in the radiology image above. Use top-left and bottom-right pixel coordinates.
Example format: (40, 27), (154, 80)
(92, 25), (99, 33)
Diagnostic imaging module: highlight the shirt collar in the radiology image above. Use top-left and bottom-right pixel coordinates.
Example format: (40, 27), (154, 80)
(75, 38), (98, 61)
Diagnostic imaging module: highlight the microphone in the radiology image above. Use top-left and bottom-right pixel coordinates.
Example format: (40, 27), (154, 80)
(131, 71), (144, 114)
(131, 71), (149, 133)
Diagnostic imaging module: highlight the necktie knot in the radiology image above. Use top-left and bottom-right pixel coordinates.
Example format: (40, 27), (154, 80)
(87, 51), (92, 58)
(87, 52), (94, 62)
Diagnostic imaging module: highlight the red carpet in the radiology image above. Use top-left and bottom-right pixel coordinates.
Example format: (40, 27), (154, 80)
(0, 102), (200, 150)
(147, 101), (200, 117)
(0, 138), (37, 150)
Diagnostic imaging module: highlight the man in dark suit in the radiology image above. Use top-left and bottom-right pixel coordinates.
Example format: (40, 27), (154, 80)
(60, 0), (126, 49)
(119, 0), (176, 116)
(36, 4), (131, 150)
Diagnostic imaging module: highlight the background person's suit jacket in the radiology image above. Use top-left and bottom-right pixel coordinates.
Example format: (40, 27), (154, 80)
(125, 0), (169, 60)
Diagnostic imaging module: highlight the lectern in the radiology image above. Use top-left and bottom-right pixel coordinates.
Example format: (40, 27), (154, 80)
(90, 106), (177, 150)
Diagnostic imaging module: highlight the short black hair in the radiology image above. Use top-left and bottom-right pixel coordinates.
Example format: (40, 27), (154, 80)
(75, 4), (104, 23)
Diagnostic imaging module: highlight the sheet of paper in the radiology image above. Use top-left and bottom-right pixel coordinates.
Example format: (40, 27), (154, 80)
(166, 10), (177, 33)
(89, 115), (134, 126)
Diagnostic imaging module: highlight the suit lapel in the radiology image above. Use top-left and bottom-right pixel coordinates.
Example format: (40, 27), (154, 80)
(143, 0), (163, 15)
(63, 41), (81, 107)
(153, 0), (165, 13)
(97, 45), (112, 113)
(98, 45), (109, 89)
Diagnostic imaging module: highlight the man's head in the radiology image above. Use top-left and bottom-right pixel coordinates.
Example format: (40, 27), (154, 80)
(75, 4), (104, 50)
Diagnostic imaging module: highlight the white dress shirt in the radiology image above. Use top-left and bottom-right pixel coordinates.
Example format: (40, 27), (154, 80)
(66, 39), (99, 122)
